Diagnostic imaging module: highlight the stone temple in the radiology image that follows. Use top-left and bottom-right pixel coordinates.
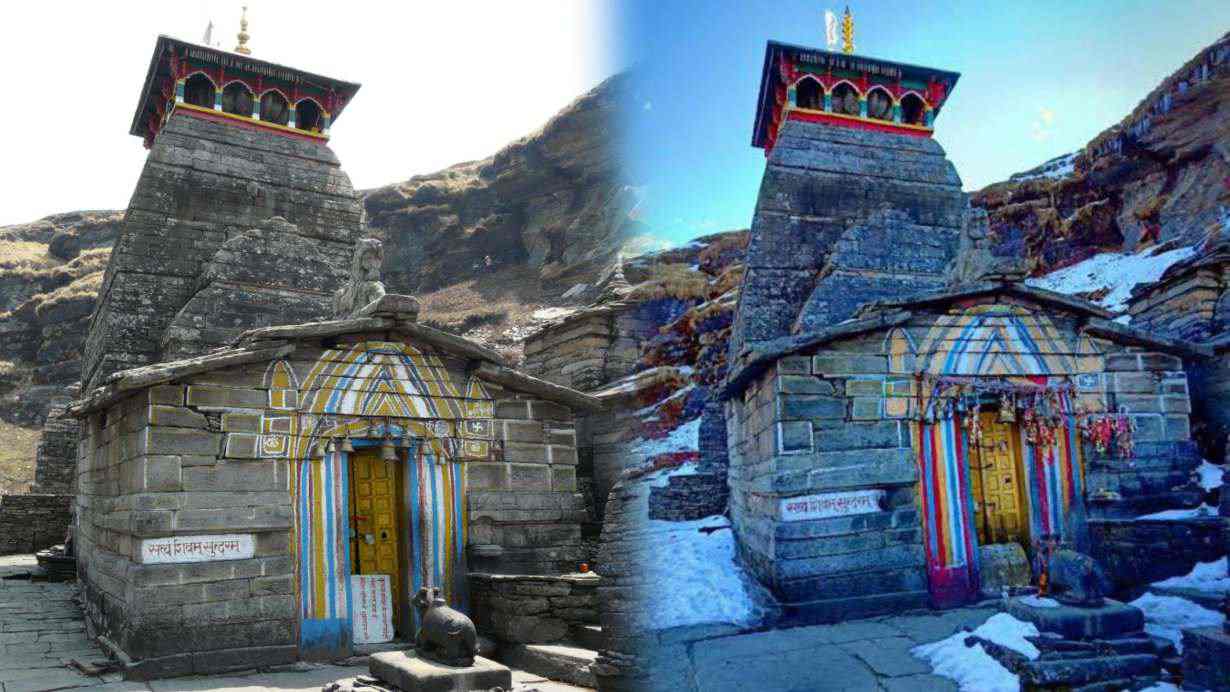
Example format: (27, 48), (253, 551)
(720, 40), (1210, 623)
(70, 34), (604, 680)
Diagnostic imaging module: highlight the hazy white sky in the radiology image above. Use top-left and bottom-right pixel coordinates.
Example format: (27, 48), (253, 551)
(0, 1), (616, 226)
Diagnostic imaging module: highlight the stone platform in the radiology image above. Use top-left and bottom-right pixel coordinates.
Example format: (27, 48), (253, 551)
(1182, 627), (1230, 692)
(1006, 597), (1144, 640)
(369, 651), (512, 692)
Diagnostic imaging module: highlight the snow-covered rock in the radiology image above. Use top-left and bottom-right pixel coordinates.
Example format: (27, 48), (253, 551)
(1026, 245), (1197, 313)
(912, 613), (1040, 692)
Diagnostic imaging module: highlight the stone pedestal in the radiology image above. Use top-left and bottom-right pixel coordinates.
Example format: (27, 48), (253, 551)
(977, 543), (1030, 597)
(1182, 627), (1230, 692)
(1006, 597), (1144, 640)
(369, 651), (511, 692)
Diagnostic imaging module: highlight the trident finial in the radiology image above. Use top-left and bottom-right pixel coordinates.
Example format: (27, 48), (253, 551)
(841, 6), (855, 55)
(235, 5), (252, 55)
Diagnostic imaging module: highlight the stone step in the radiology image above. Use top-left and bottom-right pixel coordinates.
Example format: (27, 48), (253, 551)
(1147, 584), (1224, 611)
(570, 624), (604, 650)
(498, 642), (597, 688)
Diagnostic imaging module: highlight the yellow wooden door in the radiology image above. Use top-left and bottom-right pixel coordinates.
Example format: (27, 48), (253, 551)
(970, 411), (1029, 546)
(349, 451), (401, 625)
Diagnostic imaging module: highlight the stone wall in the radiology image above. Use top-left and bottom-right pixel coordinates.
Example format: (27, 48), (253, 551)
(74, 330), (588, 673)
(33, 398), (79, 494)
(82, 111), (364, 391)
(729, 120), (965, 367)
(473, 395), (587, 573)
(726, 352), (926, 621)
(522, 307), (641, 394)
(1190, 341), (1230, 463)
(75, 385), (297, 678)
(468, 573), (599, 644)
(0, 493), (72, 554)
(724, 299), (1201, 619)
(1127, 262), (1227, 343)
(1084, 351), (1203, 518)
(1089, 516), (1223, 592)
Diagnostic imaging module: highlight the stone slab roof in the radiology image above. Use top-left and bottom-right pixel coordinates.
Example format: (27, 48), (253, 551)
(70, 300), (603, 416)
(722, 281), (1212, 400)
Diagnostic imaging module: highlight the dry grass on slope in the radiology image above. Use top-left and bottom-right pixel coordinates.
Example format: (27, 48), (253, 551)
(0, 418), (40, 494)
(0, 240), (56, 274)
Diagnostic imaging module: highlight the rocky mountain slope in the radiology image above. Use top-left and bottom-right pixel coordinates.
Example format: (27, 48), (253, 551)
(973, 32), (1230, 275)
(364, 74), (635, 354)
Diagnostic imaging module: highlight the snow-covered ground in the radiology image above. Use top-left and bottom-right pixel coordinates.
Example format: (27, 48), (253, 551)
(912, 613), (1040, 692)
(1155, 557), (1230, 595)
(627, 417), (774, 631)
(1196, 460), (1225, 491)
(1026, 245), (1197, 313)
(1134, 503), (1218, 520)
(1010, 152), (1078, 182)
(631, 417), (701, 459)
(1129, 592), (1225, 651)
(643, 509), (774, 630)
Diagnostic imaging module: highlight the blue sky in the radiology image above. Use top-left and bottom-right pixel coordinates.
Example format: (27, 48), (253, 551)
(620, 1), (1230, 247)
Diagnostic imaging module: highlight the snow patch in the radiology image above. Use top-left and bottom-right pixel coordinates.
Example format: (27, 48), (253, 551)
(1011, 152), (1078, 182)
(912, 613), (1040, 692)
(531, 306), (580, 321)
(1155, 557), (1230, 595)
(1018, 595), (1060, 608)
(632, 418), (701, 458)
(648, 461), (699, 488)
(1129, 592), (1225, 652)
(1026, 245), (1198, 313)
(1196, 461), (1225, 491)
(645, 515), (765, 629)
(1135, 503), (1218, 520)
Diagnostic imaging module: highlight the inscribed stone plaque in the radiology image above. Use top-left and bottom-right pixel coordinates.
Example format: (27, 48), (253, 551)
(780, 489), (886, 522)
(351, 574), (395, 644)
(140, 534), (255, 564)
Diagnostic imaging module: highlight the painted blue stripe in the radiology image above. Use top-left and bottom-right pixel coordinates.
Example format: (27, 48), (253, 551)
(941, 419), (964, 565)
(323, 452), (336, 618)
(397, 352), (441, 418)
(920, 425), (941, 562)
(340, 452), (353, 622)
(298, 458), (312, 619)
(1006, 315), (1051, 373)
(428, 452), (441, 584)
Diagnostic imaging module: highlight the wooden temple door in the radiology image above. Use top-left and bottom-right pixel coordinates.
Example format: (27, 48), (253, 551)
(349, 450), (403, 630)
(970, 411), (1029, 547)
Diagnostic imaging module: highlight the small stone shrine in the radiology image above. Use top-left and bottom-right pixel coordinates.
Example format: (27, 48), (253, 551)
(721, 36), (1207, 623)
(70, 29), (602, 680)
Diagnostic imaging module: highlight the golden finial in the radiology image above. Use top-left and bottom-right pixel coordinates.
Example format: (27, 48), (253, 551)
(235, 5), (252, 55)
(841, 6), (855, 55)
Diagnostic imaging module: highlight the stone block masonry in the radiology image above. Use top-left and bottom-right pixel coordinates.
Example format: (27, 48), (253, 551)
(0, 493), (72, 554)
(82, 112), (365, 391)
(729, 121), (965, 366)
(468, 573), (600, 645)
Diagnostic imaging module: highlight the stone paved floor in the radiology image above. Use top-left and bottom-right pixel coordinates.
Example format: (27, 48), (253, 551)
(649, 606), (1003, 691)
(0, 555), (590, 692)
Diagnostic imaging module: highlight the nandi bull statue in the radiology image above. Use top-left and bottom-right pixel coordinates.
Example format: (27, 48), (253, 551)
(412, 586), (478, 667)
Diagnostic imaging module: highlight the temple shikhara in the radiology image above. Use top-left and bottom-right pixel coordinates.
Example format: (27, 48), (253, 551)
(70, 26), (603, 680)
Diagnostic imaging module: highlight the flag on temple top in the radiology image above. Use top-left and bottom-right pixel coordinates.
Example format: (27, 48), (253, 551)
(824, 10), (839, 49)
(203, 20), (214, 46)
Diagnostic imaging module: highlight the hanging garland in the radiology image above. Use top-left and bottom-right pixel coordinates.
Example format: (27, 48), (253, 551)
(912, 375), (1136, 460)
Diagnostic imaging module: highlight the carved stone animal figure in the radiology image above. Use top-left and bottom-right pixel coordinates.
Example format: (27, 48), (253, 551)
(332, 237), (386, 317)
(412, 587), (478, 667)
(1046, 549), (1113, 607)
